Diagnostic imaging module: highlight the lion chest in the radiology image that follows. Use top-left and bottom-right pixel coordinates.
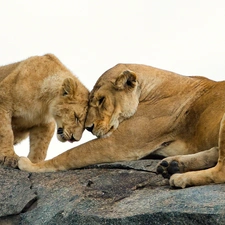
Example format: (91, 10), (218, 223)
(11, 109), (53, 130)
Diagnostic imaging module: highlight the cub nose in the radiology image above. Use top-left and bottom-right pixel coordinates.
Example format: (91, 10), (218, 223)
(86, 124), (94, 133)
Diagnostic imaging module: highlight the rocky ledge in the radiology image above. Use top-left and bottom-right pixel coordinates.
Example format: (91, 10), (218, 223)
(1, 160), (225, 225)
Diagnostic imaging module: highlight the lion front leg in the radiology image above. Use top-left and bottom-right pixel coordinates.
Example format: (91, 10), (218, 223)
(170, 113), (225, 188)
(0, 111), (19, 168)
(28, 122), (55, 163)
(18, 157), (61, 172)
(169, 163), (225, 188)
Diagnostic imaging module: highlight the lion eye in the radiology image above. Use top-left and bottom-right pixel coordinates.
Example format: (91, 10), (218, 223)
(98, 97), (105, 105)
(63, 91), (68, 96)
(74, 113), (79, 123)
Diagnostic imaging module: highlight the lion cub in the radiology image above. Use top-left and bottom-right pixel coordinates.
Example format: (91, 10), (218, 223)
(0, 54), (89, 168)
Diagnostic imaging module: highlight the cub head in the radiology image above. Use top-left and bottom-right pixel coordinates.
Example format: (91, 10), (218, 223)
(85, 69), (140, 138)
(52, 78), (89, 142)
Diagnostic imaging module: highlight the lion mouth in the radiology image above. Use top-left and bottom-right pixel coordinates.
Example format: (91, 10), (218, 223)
(57, 128), (76, 143)
(68, 136), (76, 143)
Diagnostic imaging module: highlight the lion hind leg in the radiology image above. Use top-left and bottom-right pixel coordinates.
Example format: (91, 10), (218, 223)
(156, 147), (218, 179)
(170, 113), (225, 188)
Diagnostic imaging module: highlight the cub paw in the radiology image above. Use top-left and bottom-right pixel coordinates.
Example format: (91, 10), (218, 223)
(0, 155), (19, 168)
(156, 159), (181, 179)
(18, 157), (34, 172)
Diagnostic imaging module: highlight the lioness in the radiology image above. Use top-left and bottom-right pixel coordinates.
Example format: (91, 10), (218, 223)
(0, 54), (89, 167)
(19, 63), (224, 188)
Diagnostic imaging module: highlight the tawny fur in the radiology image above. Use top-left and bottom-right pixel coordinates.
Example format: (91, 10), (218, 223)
(18, 63), (225, 188)
(0, 54), (89, 167)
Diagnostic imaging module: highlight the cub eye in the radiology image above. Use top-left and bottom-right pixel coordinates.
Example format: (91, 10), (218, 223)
(74, 113), (79, 123)
(98, 97), (105, 105)
(63, 91), (68, 96)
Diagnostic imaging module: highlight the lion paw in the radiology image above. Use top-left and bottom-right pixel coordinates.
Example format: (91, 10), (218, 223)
(156, 159), (181, 179)
(0, 155), (19, 168)
(169, 173), (188, 189)
(18, 157), (35, 172)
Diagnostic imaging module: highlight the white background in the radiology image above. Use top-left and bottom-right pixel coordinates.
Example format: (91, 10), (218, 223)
(1, 0), (225, 159)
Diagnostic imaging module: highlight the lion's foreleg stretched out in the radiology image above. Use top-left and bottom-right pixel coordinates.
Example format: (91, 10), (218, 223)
(170, 113), (225, 188)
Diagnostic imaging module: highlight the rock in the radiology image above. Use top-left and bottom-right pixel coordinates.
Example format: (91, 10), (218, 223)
(1, 160), (225, 225)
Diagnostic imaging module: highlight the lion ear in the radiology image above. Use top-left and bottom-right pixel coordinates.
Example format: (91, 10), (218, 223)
(61, 78), (77, 96)
(114, 70), (137, 91)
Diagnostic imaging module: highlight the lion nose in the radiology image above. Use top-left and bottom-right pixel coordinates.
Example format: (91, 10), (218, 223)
(86, 124), (94, 133)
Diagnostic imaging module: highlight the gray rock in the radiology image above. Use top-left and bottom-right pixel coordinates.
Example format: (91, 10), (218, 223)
(1, 160), (225, 225)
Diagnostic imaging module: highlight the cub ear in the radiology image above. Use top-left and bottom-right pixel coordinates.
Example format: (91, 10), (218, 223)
(114, 70), (137, 91)
(61, 78), (77, 96)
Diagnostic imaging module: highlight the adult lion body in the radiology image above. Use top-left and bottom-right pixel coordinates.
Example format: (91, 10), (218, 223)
(0, 54), (89, 167)
(19, 63), (225, 188)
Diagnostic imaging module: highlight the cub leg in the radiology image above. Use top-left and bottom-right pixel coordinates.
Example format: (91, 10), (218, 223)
(28, 121), (55, 163)
(170, 113), (225, 188)
(156, 147), (218, 178)
(0, 110), (19, 168)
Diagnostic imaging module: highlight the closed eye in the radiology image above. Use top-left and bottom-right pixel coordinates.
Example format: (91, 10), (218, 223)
(98, 97), (105, 105)
(74, 113), (79, 123)
(63, 91), (68, 96)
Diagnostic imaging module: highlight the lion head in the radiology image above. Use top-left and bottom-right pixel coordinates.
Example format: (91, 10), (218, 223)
(51, 77), (89, 142)
(85, 66), (140, 138)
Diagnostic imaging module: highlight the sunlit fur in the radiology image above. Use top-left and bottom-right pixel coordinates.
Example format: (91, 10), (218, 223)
(0, 54), (89, 167)
(18, 63), (225, 188)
